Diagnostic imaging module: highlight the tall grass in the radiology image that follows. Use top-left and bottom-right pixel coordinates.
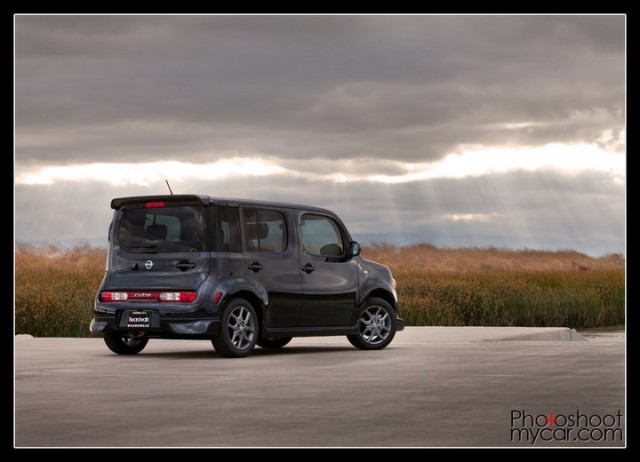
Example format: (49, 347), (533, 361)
(395, 270), (624, 327)
(14, 243), (625, 337)
(14, 244), (106, 337)
(362, 244), (625, 328)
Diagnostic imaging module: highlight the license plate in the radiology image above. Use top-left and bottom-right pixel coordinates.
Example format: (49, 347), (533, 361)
(127, 310), (151, 328)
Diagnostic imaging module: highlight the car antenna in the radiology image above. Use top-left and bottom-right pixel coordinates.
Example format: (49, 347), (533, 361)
(165, 180), (174, 195)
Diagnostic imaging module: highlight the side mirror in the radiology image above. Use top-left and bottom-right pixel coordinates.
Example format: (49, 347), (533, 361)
(349, 241), (361, 257)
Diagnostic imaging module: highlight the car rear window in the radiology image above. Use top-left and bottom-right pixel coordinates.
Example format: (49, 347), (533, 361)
(117, 206), (207, 253)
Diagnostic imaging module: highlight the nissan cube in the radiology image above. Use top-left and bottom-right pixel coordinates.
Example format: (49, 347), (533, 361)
(90, 195), (404, 357)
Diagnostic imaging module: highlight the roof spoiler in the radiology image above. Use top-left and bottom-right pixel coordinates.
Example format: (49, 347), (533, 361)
(111, 195), (210, 210)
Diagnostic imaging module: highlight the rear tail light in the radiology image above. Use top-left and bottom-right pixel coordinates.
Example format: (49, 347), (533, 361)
(100, 291), (196, 303)
(100, 292), (129, 302)
(159, 292), (197, 302)
(145, 201), (165, 208)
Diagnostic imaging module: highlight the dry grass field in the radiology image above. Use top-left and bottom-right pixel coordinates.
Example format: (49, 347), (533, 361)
(14, 243), (625, 337)
(363, 244), (624, 327)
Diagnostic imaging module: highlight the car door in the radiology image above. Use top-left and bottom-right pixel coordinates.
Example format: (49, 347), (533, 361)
(241, 207), (303, 327)
(297, 212), (359, 327)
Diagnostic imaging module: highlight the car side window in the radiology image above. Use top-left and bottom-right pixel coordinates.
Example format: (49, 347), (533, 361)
(300, 214), (345, 257)
(242, 208), (287, 253)
(215, 206), (242, 252)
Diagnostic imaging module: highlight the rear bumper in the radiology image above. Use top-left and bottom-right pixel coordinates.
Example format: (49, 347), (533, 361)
(90, 313), (220, 338)
(396, 316), (405, 331)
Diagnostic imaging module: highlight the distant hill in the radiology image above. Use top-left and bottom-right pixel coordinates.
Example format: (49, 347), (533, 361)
(15, 232), (624, 260)
(353, 232), (624, 259)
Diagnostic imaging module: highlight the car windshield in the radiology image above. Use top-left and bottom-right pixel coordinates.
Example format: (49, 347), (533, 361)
(117, 205), (207, 253)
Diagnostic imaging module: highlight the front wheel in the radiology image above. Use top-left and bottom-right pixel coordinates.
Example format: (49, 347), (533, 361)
(212, 298), (259, 358)
(103, 333), (149, 355)
(347, 297), (397, 350)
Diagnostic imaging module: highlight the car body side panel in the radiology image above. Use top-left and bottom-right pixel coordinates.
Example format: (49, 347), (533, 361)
(298, 258), (359, 327)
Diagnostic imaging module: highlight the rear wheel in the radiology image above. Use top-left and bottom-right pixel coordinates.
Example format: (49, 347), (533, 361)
(212, 298), (258, 358)
(257, 337), (292, 349)
(347, 297), (397, 350)
(103, 333), (149, 355)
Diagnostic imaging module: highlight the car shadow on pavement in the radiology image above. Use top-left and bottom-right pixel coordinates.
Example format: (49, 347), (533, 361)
(108, 345), (357, 359)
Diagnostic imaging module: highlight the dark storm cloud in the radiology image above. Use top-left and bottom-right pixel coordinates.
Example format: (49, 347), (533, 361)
(15, 14), (625, 166)
(13, 14), (626, 256)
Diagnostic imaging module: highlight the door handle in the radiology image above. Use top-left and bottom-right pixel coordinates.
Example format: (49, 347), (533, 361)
(301, 263), (315, 274)
(248, 261), (263, 272)
(176, 261), (196, 271)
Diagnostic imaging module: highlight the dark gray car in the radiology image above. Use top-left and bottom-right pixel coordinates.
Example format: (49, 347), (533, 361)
(91, 195), (404, 357)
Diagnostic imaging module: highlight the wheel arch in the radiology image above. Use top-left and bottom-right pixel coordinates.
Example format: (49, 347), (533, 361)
(362, 288), (397, 311)
(212, 276), (268, 315)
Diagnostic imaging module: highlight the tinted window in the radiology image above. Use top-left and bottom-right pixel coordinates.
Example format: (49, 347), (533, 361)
(300, 214), (344, 257)
(243, 209), (287, 253)
(118, 206), (206, 253)
(215, 206), (242, 252)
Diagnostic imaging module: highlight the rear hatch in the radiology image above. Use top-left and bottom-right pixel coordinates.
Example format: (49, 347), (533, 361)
(103, 195), (212, 291)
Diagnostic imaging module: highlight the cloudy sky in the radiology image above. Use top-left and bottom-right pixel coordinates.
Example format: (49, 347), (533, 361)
(14, 14), (626, 256)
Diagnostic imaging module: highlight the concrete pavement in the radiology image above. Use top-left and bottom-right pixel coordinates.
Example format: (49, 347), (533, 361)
(13, 327), (626, 448)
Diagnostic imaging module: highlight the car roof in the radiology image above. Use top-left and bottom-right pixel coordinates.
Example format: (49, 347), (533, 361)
(110, 194), (337, 215)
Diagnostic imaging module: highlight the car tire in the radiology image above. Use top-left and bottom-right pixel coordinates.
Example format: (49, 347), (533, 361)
(347, 297), (397, 350)
(103, 333), (149, 355)
(257, 337), (292, 349)
(212, 298), (259, 358)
